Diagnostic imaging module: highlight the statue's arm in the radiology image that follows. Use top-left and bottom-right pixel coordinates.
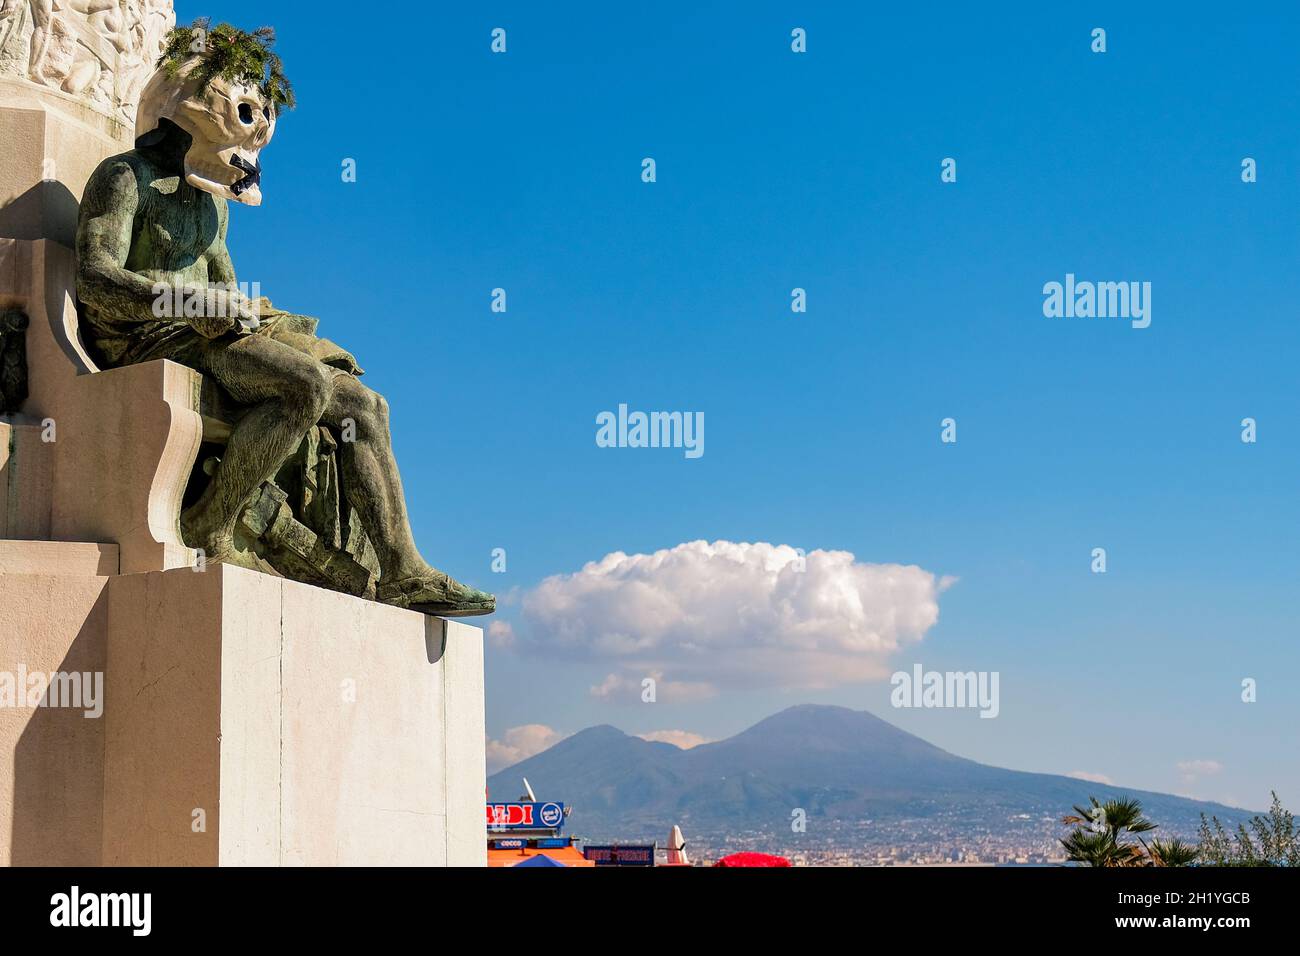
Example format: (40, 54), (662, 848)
(75, 158), (164, 323)
(205, 204), (262, 335)
(77, 160), (254, 335)
(207, 200), (238, 287)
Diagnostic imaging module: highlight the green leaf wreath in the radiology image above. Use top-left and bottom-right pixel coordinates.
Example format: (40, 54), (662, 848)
(159, 18), (295, 110)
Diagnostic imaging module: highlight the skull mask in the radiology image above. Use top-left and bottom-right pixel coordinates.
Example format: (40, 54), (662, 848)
(134, 58), (277, 206)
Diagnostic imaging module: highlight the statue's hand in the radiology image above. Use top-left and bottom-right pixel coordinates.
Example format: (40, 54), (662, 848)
(225, 289), (263, 334)
(183, 287), (260, 338)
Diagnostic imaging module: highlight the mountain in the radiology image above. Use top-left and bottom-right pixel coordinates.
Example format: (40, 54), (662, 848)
(487, 705), (1255, 846)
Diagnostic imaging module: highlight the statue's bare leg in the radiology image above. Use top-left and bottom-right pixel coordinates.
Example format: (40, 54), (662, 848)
(319, 373), (423, 578)
(323, 374), (494, 616)
(183, 334), (493, 615)
(181, 334), (332, 560)
(27, 0), (54, 82)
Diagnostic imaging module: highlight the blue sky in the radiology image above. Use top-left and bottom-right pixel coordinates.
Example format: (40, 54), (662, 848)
(187, 1), (1300, 810)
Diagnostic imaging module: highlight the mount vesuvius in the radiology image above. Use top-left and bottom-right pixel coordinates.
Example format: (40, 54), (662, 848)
(487, 705), (1253, 845)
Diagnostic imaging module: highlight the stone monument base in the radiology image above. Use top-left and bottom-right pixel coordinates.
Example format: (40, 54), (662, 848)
(0, 547), (486, 866)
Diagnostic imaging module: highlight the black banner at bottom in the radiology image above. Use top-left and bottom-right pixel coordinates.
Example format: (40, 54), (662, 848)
(0, 865), (1291, 940)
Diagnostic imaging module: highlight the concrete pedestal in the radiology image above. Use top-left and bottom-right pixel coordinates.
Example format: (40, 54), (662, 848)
(1, 23), (488, 868)
(0, 551), (487, 867)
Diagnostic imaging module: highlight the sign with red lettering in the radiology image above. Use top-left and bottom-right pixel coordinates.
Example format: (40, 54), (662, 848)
(485, 802), (566, 831)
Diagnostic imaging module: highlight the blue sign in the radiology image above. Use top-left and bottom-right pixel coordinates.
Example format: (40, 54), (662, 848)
(538, 802), (565, 828)
(584, 844), (656, 866)
(492, 839), (526, 850)
(486, 801), (568, 832)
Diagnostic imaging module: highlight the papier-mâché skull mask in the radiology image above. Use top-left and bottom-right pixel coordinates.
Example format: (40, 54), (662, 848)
(134, 59), (277, 206)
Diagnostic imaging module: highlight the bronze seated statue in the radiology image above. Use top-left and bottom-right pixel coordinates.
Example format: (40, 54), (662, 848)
(73, 22), (493, 617)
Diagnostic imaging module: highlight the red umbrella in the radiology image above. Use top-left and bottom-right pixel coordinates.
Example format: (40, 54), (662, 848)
(713, 852), (791, 868)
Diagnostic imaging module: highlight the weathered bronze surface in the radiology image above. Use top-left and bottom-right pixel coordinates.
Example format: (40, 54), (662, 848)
(72, 26), (493, 617)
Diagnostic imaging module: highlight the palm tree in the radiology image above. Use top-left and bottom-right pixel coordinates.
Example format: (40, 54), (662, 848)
(1147, 838), (1198, 867)
(1061, 797), (1157, 867)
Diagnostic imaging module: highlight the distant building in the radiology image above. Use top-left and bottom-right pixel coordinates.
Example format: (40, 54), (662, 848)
(486, 791), (594, 867)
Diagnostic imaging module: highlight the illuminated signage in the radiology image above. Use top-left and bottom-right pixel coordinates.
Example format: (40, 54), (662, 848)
(584, 845), (656, 866)
(485, 802), (567, 832)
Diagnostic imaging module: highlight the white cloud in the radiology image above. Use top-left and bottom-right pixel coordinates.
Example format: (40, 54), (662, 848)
(487, 620), (516, 650)
(1067, 770), (1114, 785)
(486, 724), (566, 774)
(1177, 759), (1224, 779)
(518, 540), (951, 692)
(638, 729), (712, 749)
(589, 671), (715, 703)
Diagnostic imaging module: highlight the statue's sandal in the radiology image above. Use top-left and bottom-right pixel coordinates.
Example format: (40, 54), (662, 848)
(377, 572), (496, 618)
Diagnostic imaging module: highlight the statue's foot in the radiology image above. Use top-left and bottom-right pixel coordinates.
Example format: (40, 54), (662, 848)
(180, 502), (238, 566)
(377, 568), (496, 617)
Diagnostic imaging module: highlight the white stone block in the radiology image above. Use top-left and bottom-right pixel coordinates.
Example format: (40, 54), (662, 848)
(100, 564), (487, 866)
